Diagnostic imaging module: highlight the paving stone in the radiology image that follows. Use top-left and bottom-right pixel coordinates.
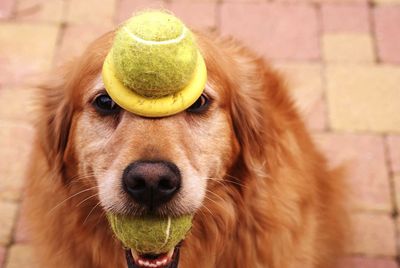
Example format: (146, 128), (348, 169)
(0, 23), (59, 86)
(0, 201), (19, 246)
(66, 0), (115, 27)
(220, 3), (320, 60)
(0, 87), (37, 124)
(166, 1), (216, 30)
(0, 122), (35, 201)
(322, 34), (375, 62)
(0, 247), (5, 268)
(387, 136), (400, 174)
(15, 0), (64, 23)
(224, 0), (265, 2)
(4, 244), (36, 268)
(346, 213), (396, 256)
(326, 65), (400, 132)
(338, 256), (398, 268)
(56, 24), (112, 65)
(374, 6), (400, 64)
(314, 133), (391, 211)
(14, 198), (30, 243)
(116, 0), (166, 24)
(373, 0), (400, 3)
(0, 0), (15, 19)
(394, 174), (400, 211)
(276, 0), (367, 3)
(321, 3), (370, 33)
(273, 62), (326, 130)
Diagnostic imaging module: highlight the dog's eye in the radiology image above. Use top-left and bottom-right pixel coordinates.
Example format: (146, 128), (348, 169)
(187, 93), (210, 113)
(93, 93), (120, 115)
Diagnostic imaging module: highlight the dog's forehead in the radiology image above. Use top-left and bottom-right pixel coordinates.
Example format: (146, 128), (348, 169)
(92, 76), (104, 92)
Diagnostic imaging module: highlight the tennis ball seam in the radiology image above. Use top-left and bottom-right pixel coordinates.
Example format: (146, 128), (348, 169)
(161, 217), (172, 248)
(112, 11), (198, 97)
(122, 26), (188, 45)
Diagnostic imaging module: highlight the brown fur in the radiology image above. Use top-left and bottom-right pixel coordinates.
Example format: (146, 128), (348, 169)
(26, 30), (347, 268)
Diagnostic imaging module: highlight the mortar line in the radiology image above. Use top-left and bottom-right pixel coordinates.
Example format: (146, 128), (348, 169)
(367, 1), (380, 64)
(383, 134), (400, 267)
(313, 2), (330, 132)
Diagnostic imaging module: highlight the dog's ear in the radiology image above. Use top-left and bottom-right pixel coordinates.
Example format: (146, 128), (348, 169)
(229, 54), (288, 178)
(37, 69), (73, 176)
(230, 59), (267, 177)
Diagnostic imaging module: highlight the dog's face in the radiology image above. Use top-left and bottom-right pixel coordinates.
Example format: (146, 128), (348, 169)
(72, 74), (238, 217)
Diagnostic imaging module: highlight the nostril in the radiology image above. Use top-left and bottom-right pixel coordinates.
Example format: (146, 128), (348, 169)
(129, 177), (146, 191)
(158, 177), (177, 192)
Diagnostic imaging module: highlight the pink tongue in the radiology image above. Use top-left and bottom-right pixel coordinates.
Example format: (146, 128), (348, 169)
(132, 249), (174, 268)
(137, 254), (168, 267)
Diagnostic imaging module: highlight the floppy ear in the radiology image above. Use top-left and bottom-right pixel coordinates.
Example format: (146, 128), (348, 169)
(230, 59), (267, 177)
(37, 70), (73, 178)
(229, 52), (288, 178)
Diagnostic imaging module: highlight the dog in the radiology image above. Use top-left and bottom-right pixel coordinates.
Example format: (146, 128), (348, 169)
(26, 27), (347, 268)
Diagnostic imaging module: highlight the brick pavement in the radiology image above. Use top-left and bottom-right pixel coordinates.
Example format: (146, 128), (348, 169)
(0, 0), (399, 267)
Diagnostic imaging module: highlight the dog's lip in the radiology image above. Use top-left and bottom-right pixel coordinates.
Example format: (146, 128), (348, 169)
(126, 244), (181, 268)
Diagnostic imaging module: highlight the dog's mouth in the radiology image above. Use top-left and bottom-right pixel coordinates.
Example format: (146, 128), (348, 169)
(125, 244), (181, 268)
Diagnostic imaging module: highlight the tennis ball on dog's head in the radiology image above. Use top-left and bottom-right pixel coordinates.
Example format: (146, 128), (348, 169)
(107, 214), (193, 254)
(112, 11), (198, 98)
(102, 10), (207, 117)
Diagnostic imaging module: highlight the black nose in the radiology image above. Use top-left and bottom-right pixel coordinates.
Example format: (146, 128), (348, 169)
(122, 160), (181, 209)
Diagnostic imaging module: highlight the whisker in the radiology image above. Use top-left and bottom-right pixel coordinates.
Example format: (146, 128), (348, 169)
(203, 194), (226, 212)
(64, 169), (108, 187)
(207, 177), (230, 189)
(76, 192), (99, 208)
(204, 189), (225, 203)
(83, 201), (102, 225)
(224, 174), (248, 188)
(199, 203), (214, 216)
(48, 186), (98, 215)
(64, 174), (97, 187)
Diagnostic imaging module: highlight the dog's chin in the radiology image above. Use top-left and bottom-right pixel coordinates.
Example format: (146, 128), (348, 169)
(125, 243), (182, 268)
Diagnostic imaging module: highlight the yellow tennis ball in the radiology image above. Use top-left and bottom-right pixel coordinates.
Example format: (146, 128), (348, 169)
(112, 11), (198, 98)
(107, 214), (193, 254)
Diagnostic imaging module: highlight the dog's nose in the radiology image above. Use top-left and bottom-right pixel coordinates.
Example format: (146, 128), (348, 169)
(122, 160), (181, 209)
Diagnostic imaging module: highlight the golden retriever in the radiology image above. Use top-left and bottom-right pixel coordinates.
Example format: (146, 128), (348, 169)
(26, 28), (347, 268)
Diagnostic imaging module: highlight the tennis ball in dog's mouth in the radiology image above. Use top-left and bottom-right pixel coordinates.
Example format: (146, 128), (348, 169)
(112, 11), (198, 98)
(106, 213), (193, 254)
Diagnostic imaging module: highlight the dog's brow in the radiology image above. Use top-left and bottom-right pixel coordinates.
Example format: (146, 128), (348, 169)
(93, 76), (104, 90)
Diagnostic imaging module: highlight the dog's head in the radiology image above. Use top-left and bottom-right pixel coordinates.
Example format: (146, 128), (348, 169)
(39, 31), (288, 267)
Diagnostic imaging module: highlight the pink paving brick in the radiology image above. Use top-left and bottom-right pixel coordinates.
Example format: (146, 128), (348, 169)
(348, 213), (396, 256)
(374, 6), (400, 64)
(166, 1), (216, 30)
(0, 247), (5, 268)
(220, 3), (320, 60)
(314, 133), (391, 211)
(305, 97), (327, 131)
(321, 3), (370, 33)
(0, 23), (59, 86)
(387, 135), (400, 174)
(338, 256), (398, 268)
(0, 0), (15, 19)
(14, 198), (30, 243)
(15, 0), (64, 23)
(116, 0), (166, 24)
(0, 123), (35, 201)
(56, 25), (112, 65)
